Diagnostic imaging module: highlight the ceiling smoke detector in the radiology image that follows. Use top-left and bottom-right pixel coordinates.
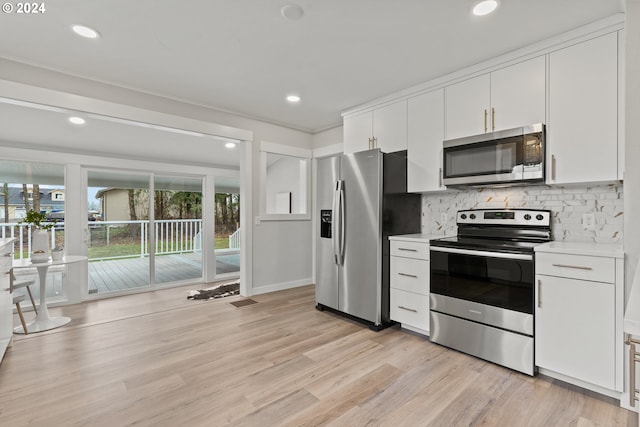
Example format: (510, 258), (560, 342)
(281, 4), (304, 21)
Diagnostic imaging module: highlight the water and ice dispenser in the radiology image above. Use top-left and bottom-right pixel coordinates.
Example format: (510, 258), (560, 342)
(320, 210), (332, 238)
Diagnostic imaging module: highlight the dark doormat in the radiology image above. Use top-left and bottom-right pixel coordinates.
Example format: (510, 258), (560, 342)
(230, 299), (258, 308)
(187, 282), (239, 300)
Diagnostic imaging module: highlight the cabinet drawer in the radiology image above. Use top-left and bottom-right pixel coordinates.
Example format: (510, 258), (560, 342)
(390, 240), (429, 260)
(536, 252), (615, 283)
(390, 257), (429, 294)
(390, 289), (429, 332)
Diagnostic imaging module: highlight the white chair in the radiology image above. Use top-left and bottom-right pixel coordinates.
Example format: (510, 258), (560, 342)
(11, 271), (37, 314)
(9, 270), (30, 334)
(13, 294), (29, 335)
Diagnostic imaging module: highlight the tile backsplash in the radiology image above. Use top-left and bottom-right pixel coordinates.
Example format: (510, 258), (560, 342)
(421, 182), (623, 243)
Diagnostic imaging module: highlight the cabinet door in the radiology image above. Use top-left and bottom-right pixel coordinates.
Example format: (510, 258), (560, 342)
(407, 89), (445, 192)
(535, 274), (615, 389)
(490, 56), (546, 132)
(547, 32), (618, 184)
(343, 111), (373, 154)
(373, 100), (408, 153)
(445, 73), (490, 139)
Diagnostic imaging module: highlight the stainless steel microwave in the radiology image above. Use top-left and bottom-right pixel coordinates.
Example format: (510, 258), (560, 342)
(442, 123), (545, 187)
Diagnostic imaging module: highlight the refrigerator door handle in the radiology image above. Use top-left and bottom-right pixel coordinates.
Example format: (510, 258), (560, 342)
(332, 180), (341, 264)
(338, 182), (346, 264)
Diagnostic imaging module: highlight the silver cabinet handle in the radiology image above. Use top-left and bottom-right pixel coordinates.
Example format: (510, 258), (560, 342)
(491, 107), (495, 131)
(439, 167), (443, 187)
(398, 273), (418, 278)
(398, 248), (417, 252)
(537, 280), (542, 308)
(398, 306), (417, 313)
(551, 154), (557, 180)
(626, 335), (640, 407)
(484, 109), (488, 133)
(552, 264), (593, 271)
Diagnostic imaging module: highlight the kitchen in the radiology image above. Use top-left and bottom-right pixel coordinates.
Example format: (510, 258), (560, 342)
(313, 7), (634, 421)
(0, 1), (639, 425)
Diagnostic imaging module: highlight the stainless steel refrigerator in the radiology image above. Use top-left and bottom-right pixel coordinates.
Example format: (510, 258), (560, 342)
(315, 149), (421, 329)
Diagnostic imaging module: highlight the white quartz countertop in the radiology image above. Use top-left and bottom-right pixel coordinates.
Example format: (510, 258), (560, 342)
(534, 241), (624, 259)
(388, 233), (450, 243)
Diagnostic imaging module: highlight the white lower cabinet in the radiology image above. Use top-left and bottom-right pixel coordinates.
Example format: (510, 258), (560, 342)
(535, 247), (623, 394)
(0, 239), (14, 362)
(389, 238), (430, 335)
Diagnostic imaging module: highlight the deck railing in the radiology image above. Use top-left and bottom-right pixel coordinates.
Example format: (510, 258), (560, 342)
(1, 219), (241, 261)
(229, 228), (241, 249)
(1, 219), (206, 261)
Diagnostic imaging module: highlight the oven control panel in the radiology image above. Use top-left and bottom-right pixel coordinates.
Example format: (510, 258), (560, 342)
(457, 209), (550, 226)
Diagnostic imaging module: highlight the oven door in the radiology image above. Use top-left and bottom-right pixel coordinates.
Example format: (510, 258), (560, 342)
(429, 246), (535, 315)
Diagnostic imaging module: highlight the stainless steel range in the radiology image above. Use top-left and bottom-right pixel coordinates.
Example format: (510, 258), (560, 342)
(429, 208), (552, 375)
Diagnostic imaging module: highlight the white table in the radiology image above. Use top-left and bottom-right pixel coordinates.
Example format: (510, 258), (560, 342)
(12, 255), (87, 334)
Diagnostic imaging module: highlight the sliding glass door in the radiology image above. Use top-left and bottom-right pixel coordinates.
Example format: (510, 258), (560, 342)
(153, 175), (203, 285)
(87, 170), (151, 294)
(86, 169), (205, 295)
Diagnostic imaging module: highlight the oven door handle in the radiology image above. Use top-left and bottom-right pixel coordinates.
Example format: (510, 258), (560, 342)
(429, 246), (533, 261)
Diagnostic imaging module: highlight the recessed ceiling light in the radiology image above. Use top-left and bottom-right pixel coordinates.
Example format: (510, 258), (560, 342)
(225, 142), (237, 149)
(281, 4), (304, 21)
(472, 0), (498, 16)
(68, 116), (86, 125)
(72, 24), (100, 39)
(286, 95), (301, 103)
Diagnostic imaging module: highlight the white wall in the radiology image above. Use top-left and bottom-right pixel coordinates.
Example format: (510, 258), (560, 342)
(312, 126), (343, 149)
(0, 59), (314, 296)
(625, 0), (640, 300)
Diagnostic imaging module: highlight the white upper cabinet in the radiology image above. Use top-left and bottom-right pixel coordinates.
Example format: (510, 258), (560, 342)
(547, 32), (618, 184)
(445, 74), (490, 139)
(445, 56), (546, 140)
(343, 100), (407, 154)
(491, 55), (546, 131)
(343, 111), (373, 154)
(374, 100), (408, 153)
(407, 89), (445, 192)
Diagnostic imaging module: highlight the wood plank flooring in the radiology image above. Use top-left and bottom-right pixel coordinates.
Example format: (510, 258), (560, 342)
(1, 285), (636, 426)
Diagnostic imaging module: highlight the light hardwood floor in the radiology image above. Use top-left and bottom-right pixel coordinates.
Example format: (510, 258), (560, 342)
(2, 284), (637, 426)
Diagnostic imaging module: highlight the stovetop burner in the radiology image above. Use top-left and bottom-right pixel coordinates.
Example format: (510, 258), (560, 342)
(430, 208), (552, 254)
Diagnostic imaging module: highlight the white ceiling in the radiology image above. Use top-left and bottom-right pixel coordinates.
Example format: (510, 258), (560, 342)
(0, 0), (625, 134)
(0, 99), (241, 168)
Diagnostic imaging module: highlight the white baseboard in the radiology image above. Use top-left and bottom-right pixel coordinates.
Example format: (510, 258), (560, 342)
(249, 278), (313, 296)
(400, 324), (429, 337)
(537, 367), (621, 400)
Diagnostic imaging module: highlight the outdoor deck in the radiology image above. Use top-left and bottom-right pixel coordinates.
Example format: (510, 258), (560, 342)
(13, 252), (239, 300)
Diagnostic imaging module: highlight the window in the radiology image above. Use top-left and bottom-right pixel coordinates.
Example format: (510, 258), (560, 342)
(259, 142), (311, 220)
